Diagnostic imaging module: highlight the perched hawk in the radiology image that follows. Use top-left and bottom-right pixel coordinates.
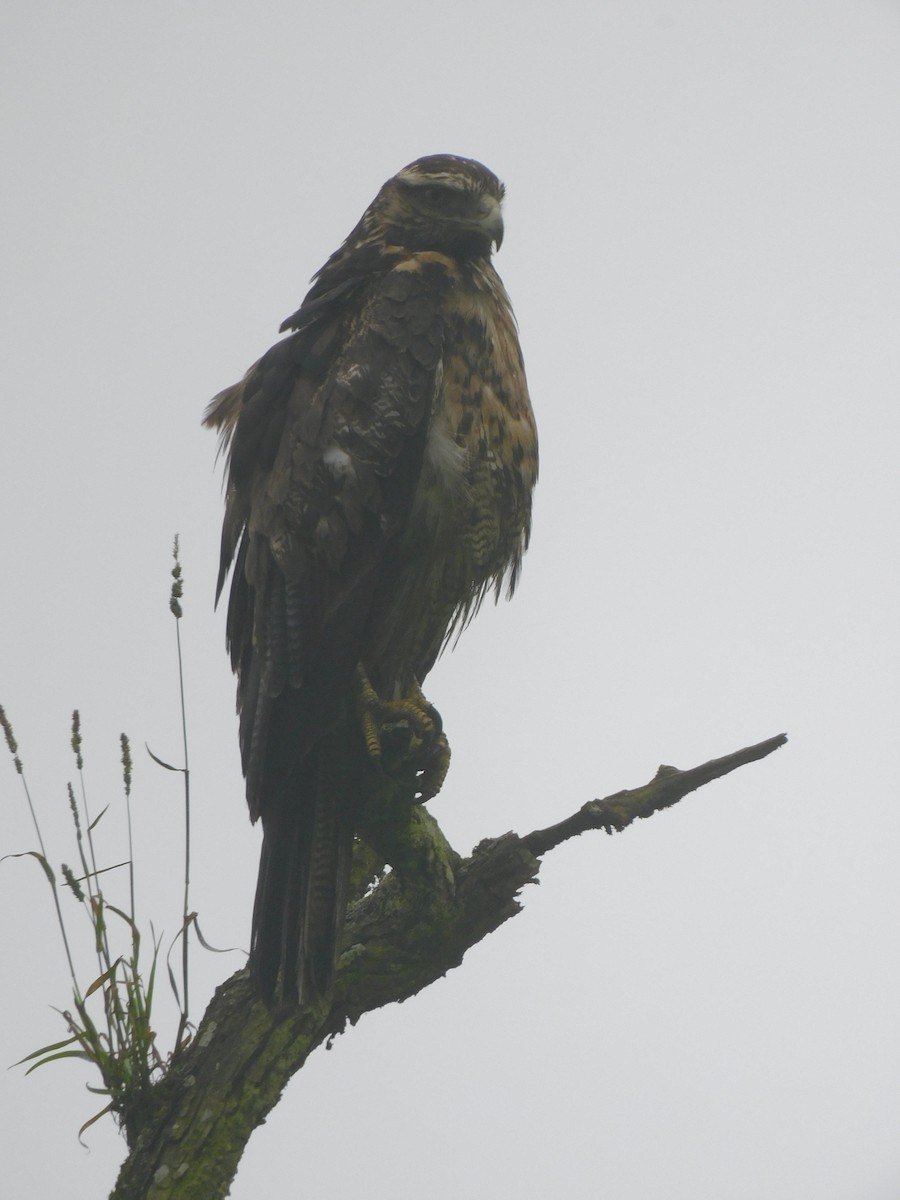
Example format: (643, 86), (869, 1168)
(205, 154), (538, 1004)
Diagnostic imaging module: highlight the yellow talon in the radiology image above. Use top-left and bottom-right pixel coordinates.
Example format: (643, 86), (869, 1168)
(354, 664), (451, 802)
(355, 664), (386, 762)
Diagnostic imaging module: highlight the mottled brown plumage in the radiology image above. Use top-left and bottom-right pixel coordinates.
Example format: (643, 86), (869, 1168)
(205, 155), (537, 1004)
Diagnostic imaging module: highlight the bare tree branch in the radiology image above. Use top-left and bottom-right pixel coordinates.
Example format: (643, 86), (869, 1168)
(523, 732), (788, 855)
(110, 732), (786, 1199)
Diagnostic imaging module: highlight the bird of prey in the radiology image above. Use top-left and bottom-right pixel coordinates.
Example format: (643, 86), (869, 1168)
(205, 154), (538, 1005)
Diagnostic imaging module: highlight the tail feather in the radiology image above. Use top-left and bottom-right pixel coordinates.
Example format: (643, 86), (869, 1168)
(251, 728), (358, 1005)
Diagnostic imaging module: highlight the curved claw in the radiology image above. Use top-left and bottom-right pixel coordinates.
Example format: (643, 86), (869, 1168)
(415, 732), (451, 802)
(354, 664), (451, 802)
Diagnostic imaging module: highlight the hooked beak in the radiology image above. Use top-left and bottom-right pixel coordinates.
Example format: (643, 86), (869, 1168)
(477, 194), (504, 251)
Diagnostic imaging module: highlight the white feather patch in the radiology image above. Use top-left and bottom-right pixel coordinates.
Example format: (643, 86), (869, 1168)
(322, 444), (353, 478)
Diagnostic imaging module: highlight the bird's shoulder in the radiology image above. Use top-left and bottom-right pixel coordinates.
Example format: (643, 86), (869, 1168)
(206, 249), (463, 469)
(204, 251), (473, 592)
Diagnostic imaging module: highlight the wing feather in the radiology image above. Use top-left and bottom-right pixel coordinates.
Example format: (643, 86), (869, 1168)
(205, 258), (448, 822)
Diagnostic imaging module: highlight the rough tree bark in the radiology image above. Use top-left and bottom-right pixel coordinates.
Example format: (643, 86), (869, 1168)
(110, 732), (786, 1199)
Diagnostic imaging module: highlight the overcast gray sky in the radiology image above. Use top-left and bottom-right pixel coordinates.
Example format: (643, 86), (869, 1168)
(2, 2), (899, 1197)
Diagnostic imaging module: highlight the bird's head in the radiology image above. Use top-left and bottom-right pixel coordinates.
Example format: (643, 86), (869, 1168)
(364, 154), (505, 259)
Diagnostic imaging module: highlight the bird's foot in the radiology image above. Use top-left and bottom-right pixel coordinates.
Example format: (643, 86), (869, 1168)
(354, 664), (451, 802)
